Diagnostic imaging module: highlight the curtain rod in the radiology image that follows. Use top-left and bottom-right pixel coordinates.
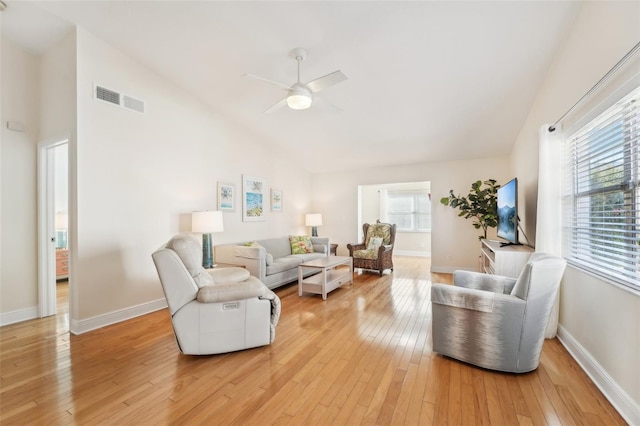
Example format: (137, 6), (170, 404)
(548, 41), (640, 132)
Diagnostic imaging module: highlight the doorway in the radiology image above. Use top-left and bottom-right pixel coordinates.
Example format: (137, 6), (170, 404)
(358, 181), (432, 257)
(37, 138), (69, 323)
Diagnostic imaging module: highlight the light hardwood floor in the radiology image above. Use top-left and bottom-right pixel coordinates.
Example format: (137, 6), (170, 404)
(0, 257), (625, 425)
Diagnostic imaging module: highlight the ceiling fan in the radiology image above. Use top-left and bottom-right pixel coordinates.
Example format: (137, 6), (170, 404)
(243, 47), (347, 113)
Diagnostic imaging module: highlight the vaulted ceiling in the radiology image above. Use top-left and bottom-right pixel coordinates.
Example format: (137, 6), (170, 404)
(1, 1), (580, 173)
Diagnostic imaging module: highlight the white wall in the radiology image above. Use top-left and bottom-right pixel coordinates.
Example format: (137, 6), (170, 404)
(510, 1), (640, 422)
(0, 38), (40, 319)
(72, 28), (313, 329)
(311, 156), (511, 271)
(54, 143), (68, 218)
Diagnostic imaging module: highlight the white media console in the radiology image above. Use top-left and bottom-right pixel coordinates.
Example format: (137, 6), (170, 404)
(480, 239), (534, 278)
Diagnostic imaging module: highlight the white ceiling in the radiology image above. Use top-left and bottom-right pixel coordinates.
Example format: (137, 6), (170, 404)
(1, 1), (581, 173)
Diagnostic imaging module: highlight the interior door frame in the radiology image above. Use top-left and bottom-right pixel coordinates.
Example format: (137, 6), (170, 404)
(37, 136), (69, 317)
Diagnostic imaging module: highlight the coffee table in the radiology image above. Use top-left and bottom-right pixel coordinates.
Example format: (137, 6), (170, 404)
(298, 256), (353, 300)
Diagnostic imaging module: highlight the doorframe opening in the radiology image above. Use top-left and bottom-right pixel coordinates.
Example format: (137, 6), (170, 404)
(37, 137), (69, 318)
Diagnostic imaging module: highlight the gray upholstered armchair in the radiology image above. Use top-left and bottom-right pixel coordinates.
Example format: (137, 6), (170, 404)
(152, 234), (280, 355)
(431, 252), (566, 373)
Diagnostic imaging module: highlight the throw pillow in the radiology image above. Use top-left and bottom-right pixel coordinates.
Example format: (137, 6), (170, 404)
(289, 235), (314, 254)
(367, 236), (383, 250)
(266, 253), (274, 266)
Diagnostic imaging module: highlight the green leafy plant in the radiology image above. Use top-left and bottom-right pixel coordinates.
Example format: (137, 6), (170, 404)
(440, 179), (500, 239)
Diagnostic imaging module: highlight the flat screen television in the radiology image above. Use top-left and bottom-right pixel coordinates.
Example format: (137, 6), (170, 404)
(496, 177), (519, 245)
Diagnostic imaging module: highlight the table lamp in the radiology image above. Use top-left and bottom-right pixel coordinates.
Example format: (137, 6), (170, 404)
(192, 210), (224, 268)
(305, 213), (322, 237)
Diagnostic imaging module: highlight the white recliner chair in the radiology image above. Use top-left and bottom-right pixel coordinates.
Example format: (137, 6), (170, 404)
(152, 234), (281, 355)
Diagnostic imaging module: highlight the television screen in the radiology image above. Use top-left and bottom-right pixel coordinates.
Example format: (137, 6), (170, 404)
(497, 178), (519, 244)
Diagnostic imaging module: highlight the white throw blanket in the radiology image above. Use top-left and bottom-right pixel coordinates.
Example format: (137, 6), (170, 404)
(260, 289), (281, 342)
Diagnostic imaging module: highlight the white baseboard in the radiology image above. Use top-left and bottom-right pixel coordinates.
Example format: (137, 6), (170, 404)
(394, 250), (431, 257)
(0, 306), (39, 326)
(430, 266), (477, 274)
(557, 325), (640, 425)
(70, 298), (168, 335)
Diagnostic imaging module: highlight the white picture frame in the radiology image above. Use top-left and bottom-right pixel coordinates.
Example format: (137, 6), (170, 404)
(217, 182), (235, 211)
(271, 189), (283, 212)
(242, 175), (266, 221)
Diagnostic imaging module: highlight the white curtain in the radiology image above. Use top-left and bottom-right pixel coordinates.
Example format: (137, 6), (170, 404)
(536, 124), (563, 338)
(378, 190), (388, 222)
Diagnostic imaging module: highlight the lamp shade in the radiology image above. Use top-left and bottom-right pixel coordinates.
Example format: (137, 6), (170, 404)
(192, 211), (224, 233)
(305, 213), (323, 227)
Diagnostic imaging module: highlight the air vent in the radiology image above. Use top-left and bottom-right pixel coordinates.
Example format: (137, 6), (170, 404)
(96, 85), (120, 105)
(123, 95), (145, 113)
(94, 84), (145, 114)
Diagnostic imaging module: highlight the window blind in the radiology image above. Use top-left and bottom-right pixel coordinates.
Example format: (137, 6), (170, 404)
(387, 190), (431, 232)
(563, 85), (639, 291)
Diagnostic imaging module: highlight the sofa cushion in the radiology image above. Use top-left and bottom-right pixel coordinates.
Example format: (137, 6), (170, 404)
(289, 235), (313, 254)
(353, 249), (379, 260)
(365, 223), (392, 247)
(290, 253), (326, 263)
(266, 257), (303, 275)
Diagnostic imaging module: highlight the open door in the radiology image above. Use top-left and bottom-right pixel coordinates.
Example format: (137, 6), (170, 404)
(37, 138), (69, 318)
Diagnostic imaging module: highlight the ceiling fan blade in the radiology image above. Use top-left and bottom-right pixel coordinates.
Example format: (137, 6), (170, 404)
(306, 70), (347, 93)
(264, 97), (288, 114)
(242, 73), (291, 91)
(314, 94), (343, 113)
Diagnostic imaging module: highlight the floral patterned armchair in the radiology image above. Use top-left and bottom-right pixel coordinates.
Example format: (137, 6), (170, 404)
(347, 221), (396, 275)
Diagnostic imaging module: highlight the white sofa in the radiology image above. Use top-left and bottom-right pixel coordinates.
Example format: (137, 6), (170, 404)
(215, 236), (330, 289)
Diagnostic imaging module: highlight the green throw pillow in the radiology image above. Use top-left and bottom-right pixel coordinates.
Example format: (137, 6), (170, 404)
(289, 235), (313, 254)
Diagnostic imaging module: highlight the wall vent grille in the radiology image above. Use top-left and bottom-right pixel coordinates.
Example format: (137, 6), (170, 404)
(94, 84), (145, 114)
(123, 95), (145, 113)
(96, 86), (120, 105)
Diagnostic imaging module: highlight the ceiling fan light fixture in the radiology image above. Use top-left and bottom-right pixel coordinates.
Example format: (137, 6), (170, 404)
(287, 84), (312, 110)
(287, 93), (312, 110)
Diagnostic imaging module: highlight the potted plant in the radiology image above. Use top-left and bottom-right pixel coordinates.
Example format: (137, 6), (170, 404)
(440, 179), (500, 239)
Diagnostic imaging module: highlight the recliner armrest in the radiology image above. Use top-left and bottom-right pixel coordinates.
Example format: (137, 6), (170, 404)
(208, 267), (250, 283)
(197, 279), (266, 303)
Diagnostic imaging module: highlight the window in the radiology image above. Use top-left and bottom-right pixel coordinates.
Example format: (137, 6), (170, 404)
(387, 190), (431, 232)
(563, 85), (639, 291)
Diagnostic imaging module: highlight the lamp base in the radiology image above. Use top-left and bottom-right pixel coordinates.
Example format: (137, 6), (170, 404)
(311, 226), (318, 237)
(202, 233), (213, 269)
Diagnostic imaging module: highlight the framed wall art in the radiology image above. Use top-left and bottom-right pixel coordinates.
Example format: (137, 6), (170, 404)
(271, 189), (283, 212)
(242, 175), (266, 221)
(217, 182), (235, 211)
